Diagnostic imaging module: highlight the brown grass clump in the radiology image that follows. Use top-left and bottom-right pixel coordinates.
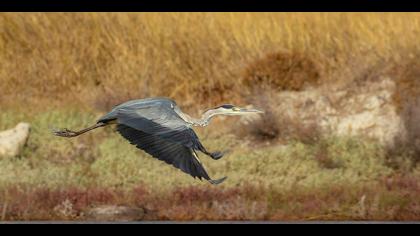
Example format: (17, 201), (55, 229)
(386, 56), (420, 169)
(314, 141), (342, 169)
(237, 91), (321, 145)
(238, 50), (322, 146)
(386, 96), (420, 170)
(245, 114), (321, 145)
(391, 57), (420, 113)
(244, 111), (282, 143)
(242, 50), (322, 93)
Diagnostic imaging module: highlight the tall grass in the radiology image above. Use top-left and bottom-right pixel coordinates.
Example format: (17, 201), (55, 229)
(2, 13), (420, 113)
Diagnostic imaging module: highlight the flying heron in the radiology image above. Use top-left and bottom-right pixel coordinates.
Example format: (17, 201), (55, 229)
(53, 97), (263, 185)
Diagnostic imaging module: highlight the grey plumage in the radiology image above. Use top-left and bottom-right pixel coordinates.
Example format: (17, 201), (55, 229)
(98, 97), (225, 184)
(53, 97), (262, 185)
(116, 124), (225, 184)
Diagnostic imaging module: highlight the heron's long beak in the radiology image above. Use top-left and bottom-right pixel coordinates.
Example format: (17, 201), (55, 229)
(238, 108), (264, 114)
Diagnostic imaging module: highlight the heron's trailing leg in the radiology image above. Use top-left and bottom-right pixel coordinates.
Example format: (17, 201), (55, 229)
(208, 151), (224, 160)
(53, 122), (106, 138)
(200, 148), (226, 160)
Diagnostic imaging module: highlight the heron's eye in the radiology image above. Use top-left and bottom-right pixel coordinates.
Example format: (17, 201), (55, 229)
(232, 107), (240, 111)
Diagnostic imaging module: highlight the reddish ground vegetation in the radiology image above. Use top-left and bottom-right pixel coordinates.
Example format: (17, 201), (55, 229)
(1, 176), (419, 221)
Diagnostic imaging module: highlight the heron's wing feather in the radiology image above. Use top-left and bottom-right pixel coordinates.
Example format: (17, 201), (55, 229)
(116, 105), (206, 151)
(117, 124), (225, 184)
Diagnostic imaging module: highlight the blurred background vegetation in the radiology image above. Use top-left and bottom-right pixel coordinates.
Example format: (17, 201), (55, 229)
(0, 13), (419, 221)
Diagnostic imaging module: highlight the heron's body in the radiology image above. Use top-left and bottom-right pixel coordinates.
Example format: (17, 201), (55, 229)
(99, 97), (177, 123)
(53, 97), (262, 185)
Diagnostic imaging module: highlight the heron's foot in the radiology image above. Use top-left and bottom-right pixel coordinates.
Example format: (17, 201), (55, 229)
(52, 128), (79, 138)
(210, 150), (230, 160)
(209, 176), (227, 185)
(210, 151), (224, 160)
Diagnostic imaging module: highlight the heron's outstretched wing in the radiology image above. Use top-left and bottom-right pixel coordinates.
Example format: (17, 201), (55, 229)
(111, 101), (207, 152)
(98, 98), (225, 183)
(117, 124), (226, 185)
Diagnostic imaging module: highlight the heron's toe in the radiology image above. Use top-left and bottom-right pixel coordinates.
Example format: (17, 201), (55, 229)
(209, 176), (227, 185)
(210, 151), (224, 160)
(52, 128), (77, 137)
(211, 149), (233, 160)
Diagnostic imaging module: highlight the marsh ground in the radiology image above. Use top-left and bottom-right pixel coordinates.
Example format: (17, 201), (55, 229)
(0, 13), (420, 221)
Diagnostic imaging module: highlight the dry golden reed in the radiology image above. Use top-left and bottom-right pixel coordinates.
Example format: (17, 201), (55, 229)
(2, 13), (420, 113)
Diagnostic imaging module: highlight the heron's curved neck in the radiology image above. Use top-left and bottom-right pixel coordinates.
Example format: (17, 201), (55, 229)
(185, 110), (218, 127)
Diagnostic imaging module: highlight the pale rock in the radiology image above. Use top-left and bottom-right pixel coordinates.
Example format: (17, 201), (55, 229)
(241, 77), (405, 146)
(0, 122), (31, 158)
(85, 205), (146, 221)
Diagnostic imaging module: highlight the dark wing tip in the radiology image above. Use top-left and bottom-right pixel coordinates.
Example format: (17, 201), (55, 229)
(208, 176), (227, 185)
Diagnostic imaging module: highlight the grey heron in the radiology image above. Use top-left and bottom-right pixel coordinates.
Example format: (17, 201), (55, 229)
(53, 97), (263, 185)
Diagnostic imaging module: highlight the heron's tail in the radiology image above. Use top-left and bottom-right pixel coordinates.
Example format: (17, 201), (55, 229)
(208, 176), (227, 185)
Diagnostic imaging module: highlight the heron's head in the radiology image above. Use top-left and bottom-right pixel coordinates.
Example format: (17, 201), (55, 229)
(208, 104), (264, 116)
